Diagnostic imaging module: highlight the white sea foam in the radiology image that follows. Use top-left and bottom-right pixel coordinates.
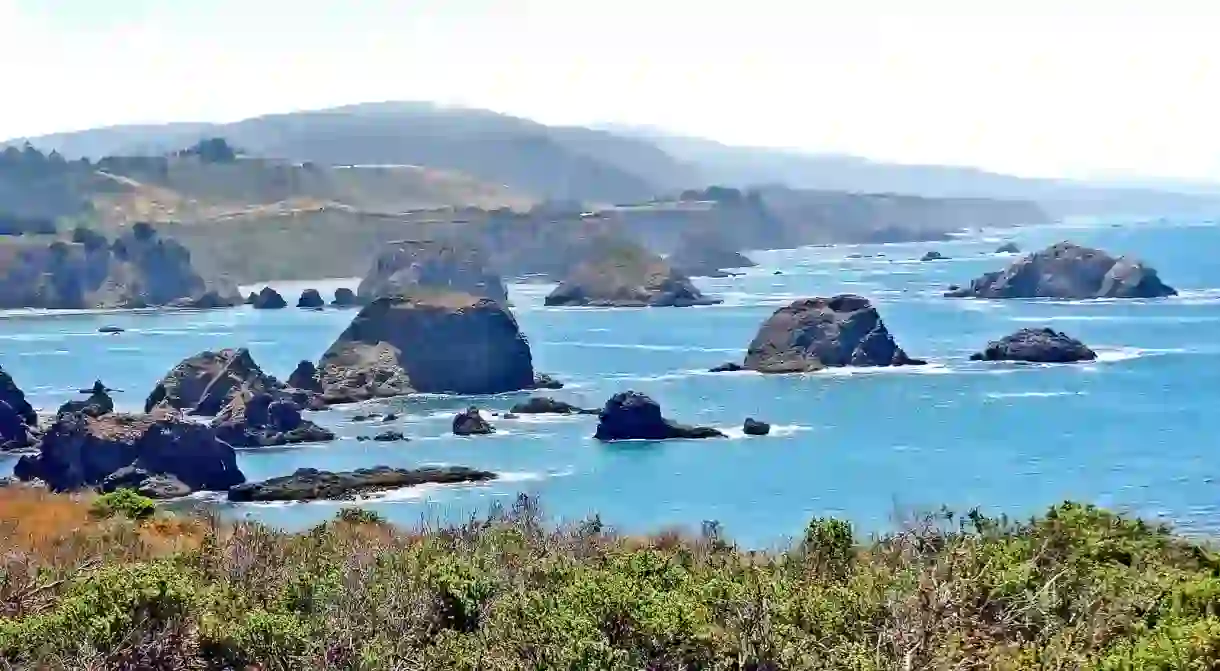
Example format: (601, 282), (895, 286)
(984, 391), (1085, 399)
(537, 341), (739, 354)
(718, 424), (814, 439)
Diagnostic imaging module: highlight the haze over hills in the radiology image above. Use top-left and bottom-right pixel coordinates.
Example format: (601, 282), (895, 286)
(11, 101), (1220, 215)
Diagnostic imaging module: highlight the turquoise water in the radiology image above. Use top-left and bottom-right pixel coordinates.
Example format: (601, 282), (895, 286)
(3, 218), (1219, 547)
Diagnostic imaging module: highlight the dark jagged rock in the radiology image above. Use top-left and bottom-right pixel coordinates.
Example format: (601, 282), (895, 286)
(297, 288), (325, 309)
(743, 295), (924, 373)
(709, 362), (744, 373)
(509, 397), (596, 415)
(996, 242), (1021, 254)
(228, 465), (495, 502)
(212, 392), (335, 447)
(0, 367), (37, 451)
(56, 382), (114, 418)
(532, 373), (564, 390)
(970, 328), (1098, 364)
(102, 466), (191, 499)
(0, 224), (241, 310)
(332, 287), (360, 307)
(920, 251), (948, 261)
(98, 326), (124, 334)
(594, 391), (725, 441)
(318, 293), (535, 403)
(453, 407), (495, 436)
(14, 411), (244, 494)
(358, 237), (508, 304)
(773, 270), (783, 275)
(372, 430), (406, 442)
(947, 242), (1177, 299)
(245, 292), (258, 305)
(544, 239), (721, 307)
(287, 360), (322, 392)
(382, 413), (399, 422)
(250, 286), (287, 309)
(668, 235), (757, 278)
(743, 418), (771, 436)
(146, 348), (285, 416)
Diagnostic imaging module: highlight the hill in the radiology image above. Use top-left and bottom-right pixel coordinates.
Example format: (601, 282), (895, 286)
(10, 102), (697, 205)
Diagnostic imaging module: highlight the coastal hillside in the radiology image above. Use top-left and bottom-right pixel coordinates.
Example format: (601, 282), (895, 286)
(0, 141), (531, 229)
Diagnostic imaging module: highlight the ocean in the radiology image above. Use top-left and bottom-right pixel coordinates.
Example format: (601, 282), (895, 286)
(2, 217), (1217, 547)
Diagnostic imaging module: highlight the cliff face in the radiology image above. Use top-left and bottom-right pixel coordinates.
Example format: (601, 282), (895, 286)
(357, 237), (509, 304)
(0, 224), (240, 309)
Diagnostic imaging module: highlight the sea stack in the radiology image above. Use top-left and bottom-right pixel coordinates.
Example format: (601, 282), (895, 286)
(545, 238), (720, 307)
(947, 242), (1177, 299)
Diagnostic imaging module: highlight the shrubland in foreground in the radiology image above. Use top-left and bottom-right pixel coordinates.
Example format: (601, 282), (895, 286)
(1, 486), (1219, 669)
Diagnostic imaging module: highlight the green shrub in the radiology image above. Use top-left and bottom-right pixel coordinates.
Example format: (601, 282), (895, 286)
(337, 506), (386, 525)
(89, 488), (155, 520)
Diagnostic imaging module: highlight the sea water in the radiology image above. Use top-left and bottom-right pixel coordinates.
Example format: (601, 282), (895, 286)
(2, 217), (1218, 547)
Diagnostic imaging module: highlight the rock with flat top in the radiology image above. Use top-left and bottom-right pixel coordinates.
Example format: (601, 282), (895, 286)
(970, 328), (1098, 363)
(227, 465), (495, 502)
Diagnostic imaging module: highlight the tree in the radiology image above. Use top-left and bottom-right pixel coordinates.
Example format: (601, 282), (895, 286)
(181, 138), (238, 163)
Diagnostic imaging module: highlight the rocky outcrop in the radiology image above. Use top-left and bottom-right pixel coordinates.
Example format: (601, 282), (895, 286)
(227, 465), (496, 502)
(212, 392), (335, 447)
(946, 242), (1177, 299)
(55, 381), (115, 418)
(332, 287), (360, 307)
(250, 287), (287, 309)
(102, 466), (191, 499)
(317, 293), (535, 402)
(0, 224), (241, 310)
(996, 242), (1021, 254)
(544, 240), (720, 307)
(13, 411), (244, 494)
(297, 289), (324, 309)
(509, 397), (596, 415)
(921, 251), (948, 261)
(532, 373), (564, 390)
(970, 328), (1098, 363)
(287, 360), (322, 392)
(453, 407), (495, 436)
(358, 237), (508, 304)
(245, 292), (258, 305)
(145, 348), (285, 416)
(0, 367), (37, 451)
(708, 362), (744, 373)
(594, 391), (725, 441)
(667, 236), (757, 278)
(742, 295), (924, 373)
(743, 418), (771, 436)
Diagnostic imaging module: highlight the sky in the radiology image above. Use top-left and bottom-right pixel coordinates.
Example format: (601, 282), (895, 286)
(3, 0), (1220, 182)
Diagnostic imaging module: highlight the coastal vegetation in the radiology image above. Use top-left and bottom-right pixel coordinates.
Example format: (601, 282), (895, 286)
(0, 485), (1217, 669)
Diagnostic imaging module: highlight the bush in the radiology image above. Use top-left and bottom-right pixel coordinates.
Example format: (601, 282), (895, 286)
(337, 506), (386, 525)
(90, 488), (155, 520)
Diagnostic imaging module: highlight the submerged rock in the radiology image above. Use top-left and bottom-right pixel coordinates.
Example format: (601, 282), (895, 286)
(98, 326), (125, 334)
(372, 430), (406, 442)
(544, 239), (720, 307)
(970, 328), (1098, 363)
(996, 242), (1021, 254)
(532, 372), (564, 390)
(212, 392), (335, 447)
(317, 293), (536, 403)
(743, 418), (771, 436)
(742, 295), (924, 373)
(594, 391), (725, 441)
(358, 237), (508, 304)
(146, 348), (285, 416)
(102, 466), (191, 499)
(920, 251), (948, 261)
(332, 287), (360, 307)
(947, 242), (1177, 299)
(297, 288), (325, 309)
(509, 397), (596, 415)
(708, 362), (744, 373)
(227, 465), (495, 502)
(14, 412), (244, 494)
(250, 287), (288, 309)
(453, 407), (494, 436)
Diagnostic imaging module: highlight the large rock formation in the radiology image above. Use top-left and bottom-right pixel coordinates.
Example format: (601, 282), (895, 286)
(332, 287), (360, 307)
(594, 391), (725, 441)
(145, 348), (285, 416)
(13, 411), (245, 496)
(667, 234), (757, 278)
(946, 242), (1177, 299)
(228, 465), (496, 502)
(317, 293), (535, 403)
(742, 295), (923, 373)
(0, 223), (240, 309)
(357, 237), (508, 304)
(297, 288), (325, 308)
(545, 239), (720, 307)
(970, 328), (1098, 363)
(0, 367), (37, 451)
(212, 392), (335, 447)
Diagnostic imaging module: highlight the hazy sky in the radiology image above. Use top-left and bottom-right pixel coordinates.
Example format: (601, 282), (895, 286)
(3, 0), (1220, 181)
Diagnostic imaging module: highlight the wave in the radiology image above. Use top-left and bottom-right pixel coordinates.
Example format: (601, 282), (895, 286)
(718, 424), (814, 439)
(984, 391), (1085, 399)
(537, 341), (740, 354)
(1093, 346), (1188, 363)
